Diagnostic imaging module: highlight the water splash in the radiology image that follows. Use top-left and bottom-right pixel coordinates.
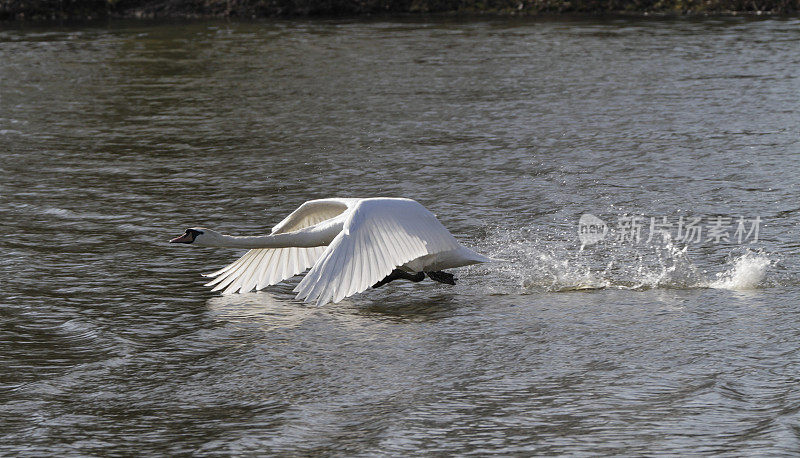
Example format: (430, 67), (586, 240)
(708, 251), (771, 290)
(473, 226), (771, 294)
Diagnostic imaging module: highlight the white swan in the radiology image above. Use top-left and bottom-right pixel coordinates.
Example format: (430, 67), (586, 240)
(170, 197), (492, 305)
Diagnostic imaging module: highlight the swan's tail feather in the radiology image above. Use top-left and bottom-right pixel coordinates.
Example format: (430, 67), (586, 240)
(458, 246), (497, 264)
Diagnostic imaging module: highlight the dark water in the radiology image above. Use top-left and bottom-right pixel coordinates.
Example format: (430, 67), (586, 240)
(2, 17), (800, 455)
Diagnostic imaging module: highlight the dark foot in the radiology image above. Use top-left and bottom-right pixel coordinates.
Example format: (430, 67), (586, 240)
(425, 271), (456, 285)
(373, 269), (425, 288)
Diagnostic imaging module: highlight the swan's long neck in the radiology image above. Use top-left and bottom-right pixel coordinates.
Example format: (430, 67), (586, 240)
(207, 225), (339, 249)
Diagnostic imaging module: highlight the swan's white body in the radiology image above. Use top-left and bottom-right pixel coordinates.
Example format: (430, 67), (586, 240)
(174, 197), (491, 305)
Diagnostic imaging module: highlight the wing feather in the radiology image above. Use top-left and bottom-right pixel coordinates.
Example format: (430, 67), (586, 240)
(203, 249), (253, 281)
(216, 249), (261, 294)
(270, 198), (355, 235)
(235, 249), (270, 294)
(359, 228), (375, 293)
(204, 245), (328, 294)
(255, 248), (278, 290)
(202, 199), (357, 294)
(293, 198), (460, 305)
(348, 231), (367, 299)
(205, 249), (259, 288)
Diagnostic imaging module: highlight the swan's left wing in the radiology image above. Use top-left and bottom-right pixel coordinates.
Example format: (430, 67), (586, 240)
(293, 198), (461, 305)
(203, 246), (328, 294)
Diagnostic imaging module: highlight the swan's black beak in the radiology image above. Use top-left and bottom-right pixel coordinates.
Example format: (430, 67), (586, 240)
(170, 232), (194, 244)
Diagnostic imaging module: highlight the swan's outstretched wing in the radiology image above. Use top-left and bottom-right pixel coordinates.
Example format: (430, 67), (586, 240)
(269, 198), (359, 235)
(293, 198), (461, 305)
(203, 198), (358, 294)
(203, 245), (329, 294)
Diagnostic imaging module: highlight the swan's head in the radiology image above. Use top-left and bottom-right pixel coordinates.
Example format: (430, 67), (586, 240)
(169, 228), (224, 247)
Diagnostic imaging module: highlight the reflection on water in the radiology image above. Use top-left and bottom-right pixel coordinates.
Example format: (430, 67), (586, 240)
(207, 292), (315, 328)
(2, 16), (800, 455)
(356, 295), (461, 322)
(208, 289), (463, 326)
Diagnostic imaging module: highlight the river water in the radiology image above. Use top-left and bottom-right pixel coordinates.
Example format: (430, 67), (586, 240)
(2, 16), (799, 455)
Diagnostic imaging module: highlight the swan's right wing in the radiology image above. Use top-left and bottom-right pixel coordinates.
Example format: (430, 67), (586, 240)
(293, 198), (461, 305)
(270, 198), (360, 235)
(201, 198), (359, 295)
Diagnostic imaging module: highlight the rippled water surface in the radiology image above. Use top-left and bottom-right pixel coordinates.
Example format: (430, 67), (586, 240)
(2, 17), (800, 455)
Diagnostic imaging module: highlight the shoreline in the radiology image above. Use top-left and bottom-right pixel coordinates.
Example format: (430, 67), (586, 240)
(1, 0), (797, 22)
